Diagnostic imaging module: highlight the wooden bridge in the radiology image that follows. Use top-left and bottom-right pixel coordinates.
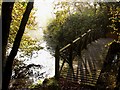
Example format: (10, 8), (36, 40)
(54, 29), (115, 88)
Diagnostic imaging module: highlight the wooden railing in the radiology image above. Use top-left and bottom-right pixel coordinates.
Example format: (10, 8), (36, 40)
(55, 29), (106, 85)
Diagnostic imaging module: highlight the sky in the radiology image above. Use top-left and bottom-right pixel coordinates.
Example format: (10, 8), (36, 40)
(34, 0), (55, 28)
(27, 0), (55, 40)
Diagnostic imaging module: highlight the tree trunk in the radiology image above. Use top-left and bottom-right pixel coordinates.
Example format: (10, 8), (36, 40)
(2, 1), (34, 90)
(96, 42), (120, 89)
(115, 67), (120, 90)
(2, 2), (14, 72)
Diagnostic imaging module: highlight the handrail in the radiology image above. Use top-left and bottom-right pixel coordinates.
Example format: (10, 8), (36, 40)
(55, 28), (108, 85)
(59, 29), (92, 52)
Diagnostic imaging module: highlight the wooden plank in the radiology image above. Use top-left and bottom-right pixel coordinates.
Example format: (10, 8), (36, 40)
(59, 29), (92, 52)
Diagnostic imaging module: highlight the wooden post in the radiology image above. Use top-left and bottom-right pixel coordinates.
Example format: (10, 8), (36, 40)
(55, 46), (60, 80)
(69, 42), (73, 68)
(69, 42), (76, 79)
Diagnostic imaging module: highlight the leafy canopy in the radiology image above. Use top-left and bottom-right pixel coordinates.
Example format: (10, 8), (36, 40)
(44, 2), (109, 54)
(8, 2), (43, 57)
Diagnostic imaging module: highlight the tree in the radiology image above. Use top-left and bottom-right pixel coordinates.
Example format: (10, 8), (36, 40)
(2, 1), (34, 89)
(96, 41), (120, 89)
(8, 2), (42, 58)
(3, 1), (42, 69)
(96, 2), (120, 89)
(44, 1), (108, 54)
(2, 1), (14, 72)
